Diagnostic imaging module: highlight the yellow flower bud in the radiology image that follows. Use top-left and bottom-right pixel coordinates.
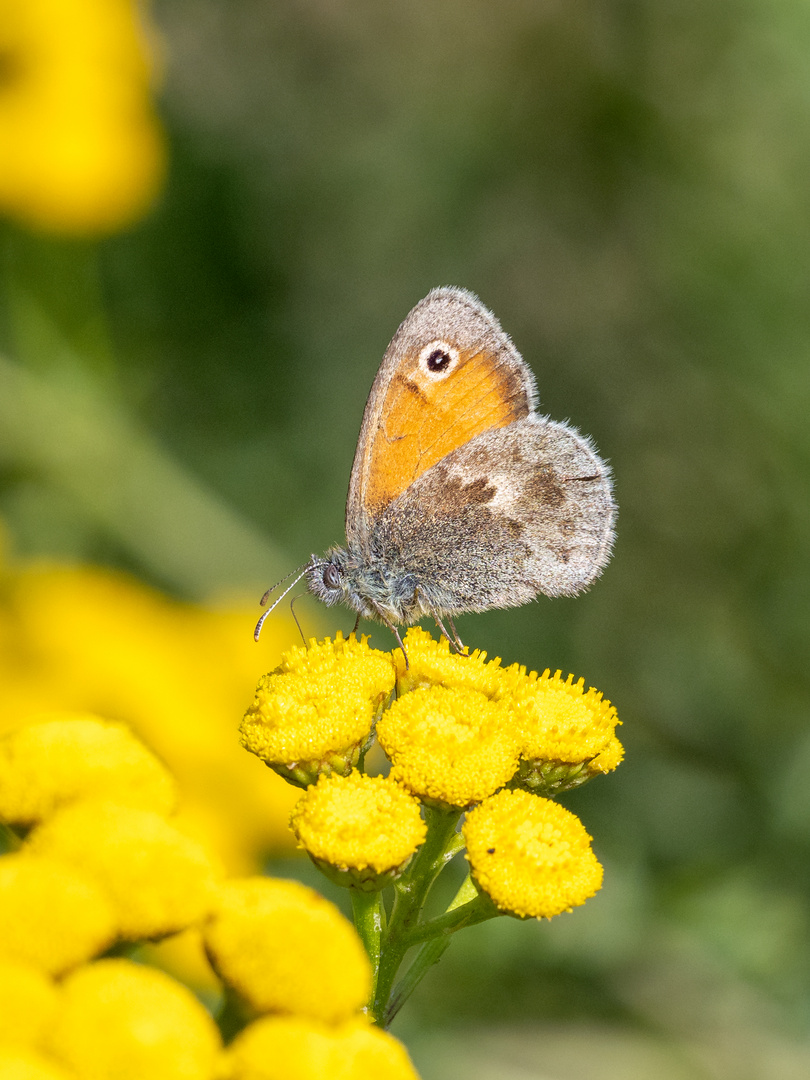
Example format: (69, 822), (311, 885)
(240, 634), (395, 788)
(378, 685), (520, 808)
(291, 773), (426, 890)
(463, 789), (603, 919)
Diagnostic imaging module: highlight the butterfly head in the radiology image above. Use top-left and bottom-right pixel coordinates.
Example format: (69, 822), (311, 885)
(307, 545), (430, 629)
(307, 549), (348, 609)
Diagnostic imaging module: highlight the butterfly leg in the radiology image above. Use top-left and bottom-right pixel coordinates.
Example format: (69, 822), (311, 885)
(350, 614), (361, 640)
(371, 608), (409, 669)
(447, 615), (469, 656)
(433, 613), (468, 655)
(388, 622), (409, 669)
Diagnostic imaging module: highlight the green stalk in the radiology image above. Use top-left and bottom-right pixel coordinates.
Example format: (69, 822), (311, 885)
(370, 804), (462, 1025)
(385, 875), (498, 1025)
(351, 889), (384, 998)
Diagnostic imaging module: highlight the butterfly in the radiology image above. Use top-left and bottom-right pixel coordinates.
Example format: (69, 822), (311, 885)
(256, 287), (615, 653)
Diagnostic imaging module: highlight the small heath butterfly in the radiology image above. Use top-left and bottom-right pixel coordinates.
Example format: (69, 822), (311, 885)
(257, 287), (615, 651)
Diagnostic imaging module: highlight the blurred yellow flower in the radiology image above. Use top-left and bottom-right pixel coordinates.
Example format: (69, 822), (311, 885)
(26, 800), (222, 940)
(463, 789), (603, 919)
(203, 877), (372, 1024)
(47, 959), (222, 1080)
(0, 853), (116, 974)
(0, 713), (177, 826)
(0, 961), (59, 1051)
(0, 1046), (74, 1080)
(0, 0), (165, 233)
(224, 1015), (421, 1080)
(0, 556), (301, 872)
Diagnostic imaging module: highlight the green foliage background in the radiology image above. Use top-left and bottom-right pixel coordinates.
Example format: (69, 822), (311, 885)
(3, 2), (810, 1076)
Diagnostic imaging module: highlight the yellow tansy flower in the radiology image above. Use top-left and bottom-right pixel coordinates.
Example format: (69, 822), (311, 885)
(395, 626), (506, 698)
(47, 959), (222, 1080)
(463, 789), (603, 919)
(0, 1046), (74, 1080)
(501, 667), (621, 794)
(377, 685), (520, 808)
(25, 800), (221, 940)
(0, 0), (165, 233)
(224, 1015), (421, 1080)
(0, 853), (116, 975)
(240, 634), (395, 788)
(290, 773), (426, 890)
(203, 877), (372, 1024)
(509, 667), (619, 761)
(0, 714), (177, 826)
(0, 961), (59, 1050)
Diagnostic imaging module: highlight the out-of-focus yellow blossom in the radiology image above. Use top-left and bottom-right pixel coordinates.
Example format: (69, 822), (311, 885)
(0, 557), (301, 872)
(0, 714), (176, 826)
(224, 1015), (420, 1080)
(0, 0), (165, 233)
(290, 773), (426, 890)
(203, 877), (371, 1024)
(26, 800), (221, 940)
(240, 634), (395, 787)
(0, 1046), (74, 1080)
(463, 789), (603, 919)
(0, 961), (59, 1050)
(47, 959), (222, 1080)
(395, 626), (506, 698)
(377, 685), (520, 808)
(0, 853), (116, 974)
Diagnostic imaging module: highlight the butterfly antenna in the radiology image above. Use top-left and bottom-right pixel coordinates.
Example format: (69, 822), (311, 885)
(254, 557), (321, 641)
(258, 561), (312, 608)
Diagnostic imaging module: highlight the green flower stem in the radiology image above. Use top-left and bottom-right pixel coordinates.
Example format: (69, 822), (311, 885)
(351, 888), (384, 995)
(385, 936), (451, 1027)
(385, 876), (498, 1025)
(401, 890), (497, 947)
(370, 804), (463, 1025)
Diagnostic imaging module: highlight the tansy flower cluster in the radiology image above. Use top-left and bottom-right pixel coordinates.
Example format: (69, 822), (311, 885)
(0, 712), (421, 1080)
(241, 626), (622, 1025)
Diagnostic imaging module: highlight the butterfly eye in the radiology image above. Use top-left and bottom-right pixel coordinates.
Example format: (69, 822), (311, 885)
(323, 564), (341, 590)
(418, 340), (459, 379)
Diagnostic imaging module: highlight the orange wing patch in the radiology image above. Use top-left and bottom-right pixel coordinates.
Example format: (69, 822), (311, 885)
(362, 347), (530, 513)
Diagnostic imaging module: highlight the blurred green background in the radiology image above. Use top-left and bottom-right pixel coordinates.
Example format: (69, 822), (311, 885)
(3, 1), (810, 1076)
